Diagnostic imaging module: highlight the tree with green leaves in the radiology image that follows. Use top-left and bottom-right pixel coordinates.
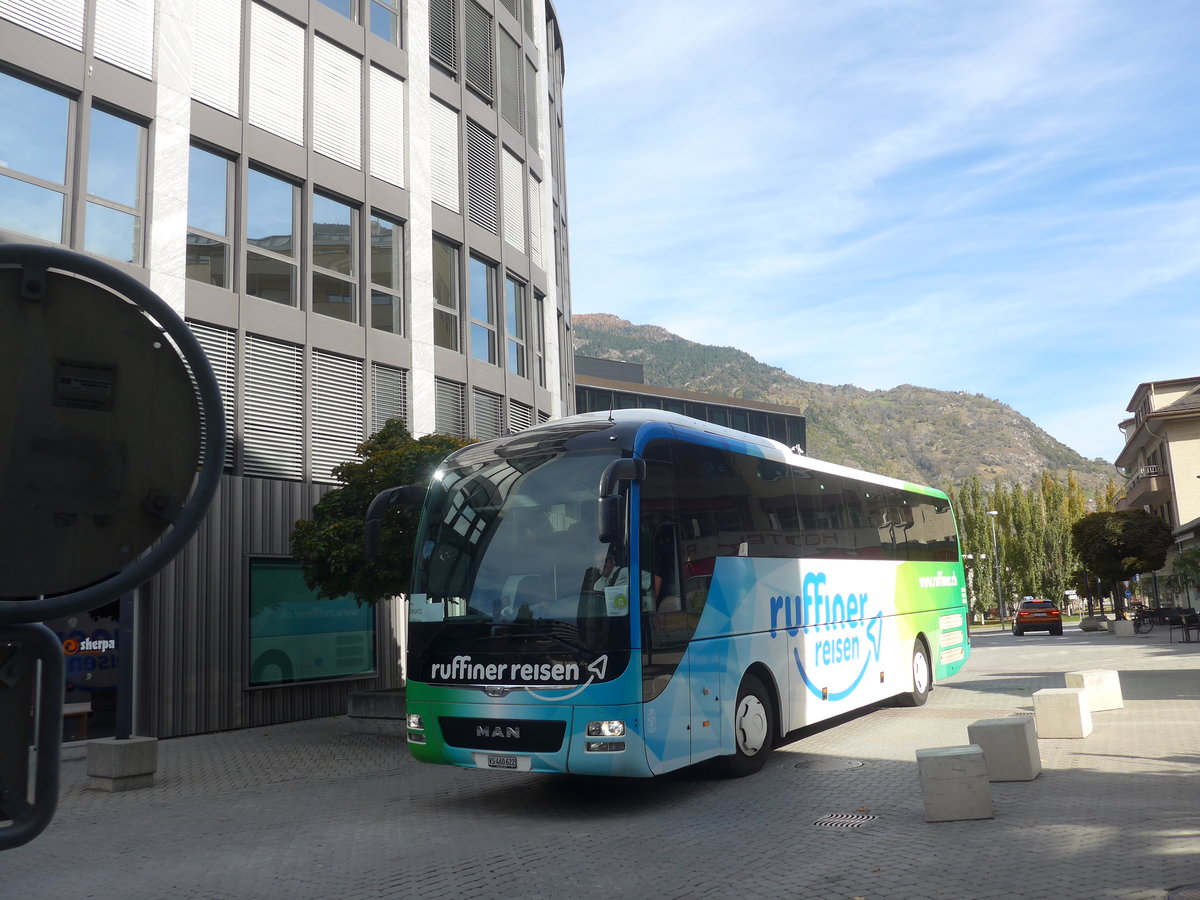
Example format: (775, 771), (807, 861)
(1168, 547), (1200, 606)
(290, 420), (473, 605)
(1070, 510), (1174, 618)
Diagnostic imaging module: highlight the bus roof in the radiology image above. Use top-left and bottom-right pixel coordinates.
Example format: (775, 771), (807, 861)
(462, 410), (947, 499)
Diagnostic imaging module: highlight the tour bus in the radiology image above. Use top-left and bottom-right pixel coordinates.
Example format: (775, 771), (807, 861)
(377, 410), (970, 778)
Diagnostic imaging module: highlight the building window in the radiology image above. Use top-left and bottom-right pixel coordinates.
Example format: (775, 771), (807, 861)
(316, 0), (356, 19)
(369, 213), (404, 334)
(370, 0), (401, 44)
(534, 292), (546, 387)
(0, 70), (70, 244)
(248, 558), (376, 686)
(312, 192), (357, 322)
(469, 255), (497, 365)
(505, 274), (526, 377)
(186, 145), (233, 288)
(432, 236), (461, 351)
(84, 107), (146, 264)
(246, 168), (298, 306)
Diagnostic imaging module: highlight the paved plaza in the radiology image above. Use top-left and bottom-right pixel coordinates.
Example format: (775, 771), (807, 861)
(4, 625), (1200, 900)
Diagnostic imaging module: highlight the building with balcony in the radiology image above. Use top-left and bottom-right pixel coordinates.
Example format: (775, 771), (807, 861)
(1115, 377), (1200, 603)
(1, 0), (572, 738)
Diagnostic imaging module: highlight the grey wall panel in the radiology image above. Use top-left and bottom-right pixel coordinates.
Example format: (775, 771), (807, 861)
(139, 474), (402, 739)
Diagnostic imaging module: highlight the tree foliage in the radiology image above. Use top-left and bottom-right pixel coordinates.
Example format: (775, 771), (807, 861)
(290, 420), (473, 604)
(1070, 510), (1174, 616)
(948, 471), (1096, 617)
(1167, 547), (1200, 598)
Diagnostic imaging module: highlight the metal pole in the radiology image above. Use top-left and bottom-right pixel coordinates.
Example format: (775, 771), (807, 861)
(115, 591), (135, 741)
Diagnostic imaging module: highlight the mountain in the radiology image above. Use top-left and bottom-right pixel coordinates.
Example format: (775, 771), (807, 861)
(572, 313), (1114, 492)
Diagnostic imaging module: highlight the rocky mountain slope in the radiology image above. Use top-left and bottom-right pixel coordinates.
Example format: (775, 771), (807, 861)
(572, 313), (1114, 491)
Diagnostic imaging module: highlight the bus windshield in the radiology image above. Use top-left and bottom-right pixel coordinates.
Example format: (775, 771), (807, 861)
(409, 446), (631, 678)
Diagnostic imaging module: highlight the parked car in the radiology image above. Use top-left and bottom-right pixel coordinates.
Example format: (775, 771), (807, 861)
(1012, 598), (1063, 636)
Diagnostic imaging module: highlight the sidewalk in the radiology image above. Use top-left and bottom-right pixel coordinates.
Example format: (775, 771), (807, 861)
(4, 623), (1200, 900)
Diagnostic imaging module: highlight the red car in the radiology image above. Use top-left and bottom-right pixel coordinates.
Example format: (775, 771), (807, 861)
(1012, 599), (1063, 636)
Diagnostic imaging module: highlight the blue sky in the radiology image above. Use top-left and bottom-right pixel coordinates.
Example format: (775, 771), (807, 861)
(554, 0), (1200, 463)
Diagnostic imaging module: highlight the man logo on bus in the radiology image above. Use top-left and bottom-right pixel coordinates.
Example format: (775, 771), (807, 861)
(770, 571), (883, 702)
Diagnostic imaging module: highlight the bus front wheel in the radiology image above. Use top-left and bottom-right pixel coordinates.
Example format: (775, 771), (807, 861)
(718, 673), (775, 777)
(896, 640), (931, 707)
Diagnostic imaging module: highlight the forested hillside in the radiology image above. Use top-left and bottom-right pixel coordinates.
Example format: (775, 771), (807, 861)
(573, 313), (1114, 492)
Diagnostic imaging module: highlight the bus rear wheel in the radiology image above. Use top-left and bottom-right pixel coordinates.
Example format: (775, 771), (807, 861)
(895, 640), (931, 707)
(717, 673), (775, 777)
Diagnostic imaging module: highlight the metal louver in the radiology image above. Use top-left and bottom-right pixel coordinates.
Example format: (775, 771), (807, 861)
(371, 363), (409, 433)
(311, 350), (364, 483)
(0, 1), (84, 50)
(369, 65), (405, 187)
(435, 378), (466, 436)
(527, 175), (543, 268)
(429, 0), (457, 72)
(466, 121), (499, 234)
(473, 388), (503, 440)
(430, 100), (461, 213)
(502, 149), (525, 252)
(187, 320), (236, 470)
(499, 29), (522, 132)
(191, 0), (242, 116)
(464, 3), (493, 101)
(248, 3), (305, 146)
(244, 334), (303, 479)
(313, 36), (362, 169)
(508, 399), (533, 432)
(94, 0), (154, 79)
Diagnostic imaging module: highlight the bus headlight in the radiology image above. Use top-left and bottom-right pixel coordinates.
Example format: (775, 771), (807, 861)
(586, 720), (626, 737)
(407, 713), (424, 729)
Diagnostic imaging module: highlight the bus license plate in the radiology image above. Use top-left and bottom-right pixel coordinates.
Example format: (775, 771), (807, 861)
(475, 752), (531, 771)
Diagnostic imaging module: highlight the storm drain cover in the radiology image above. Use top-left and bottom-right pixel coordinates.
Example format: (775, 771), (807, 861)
(813, 813), (877, 829)
(794, 758), (866, 772)
(1167, 885), (1200, 900)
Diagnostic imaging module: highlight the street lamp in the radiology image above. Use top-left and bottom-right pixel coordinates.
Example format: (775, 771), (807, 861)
(986, 510), (1003, 629)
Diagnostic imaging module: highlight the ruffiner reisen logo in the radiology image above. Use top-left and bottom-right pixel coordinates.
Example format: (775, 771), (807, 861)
(770, 571), (883, 701)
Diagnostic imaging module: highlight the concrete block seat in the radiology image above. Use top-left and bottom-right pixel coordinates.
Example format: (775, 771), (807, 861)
(1033, 687), (1092, 739)
(915, 745), (993, 823)
(1065, 669), (1123, 711)
(967, 717), (1041, 781)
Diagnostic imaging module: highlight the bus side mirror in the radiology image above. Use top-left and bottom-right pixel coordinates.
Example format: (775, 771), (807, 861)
(597, 458), (644, 544)
(598, 495), (623, 545)
(364, 484), (426, 559)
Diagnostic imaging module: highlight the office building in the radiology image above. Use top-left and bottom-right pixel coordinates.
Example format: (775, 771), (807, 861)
(0, 0), (571, 738)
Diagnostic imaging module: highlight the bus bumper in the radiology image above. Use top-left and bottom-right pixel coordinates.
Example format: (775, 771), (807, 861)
(406, 700), (652, 777)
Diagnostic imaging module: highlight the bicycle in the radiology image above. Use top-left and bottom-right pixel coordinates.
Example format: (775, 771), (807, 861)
(1132, 610), (1154, 634)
